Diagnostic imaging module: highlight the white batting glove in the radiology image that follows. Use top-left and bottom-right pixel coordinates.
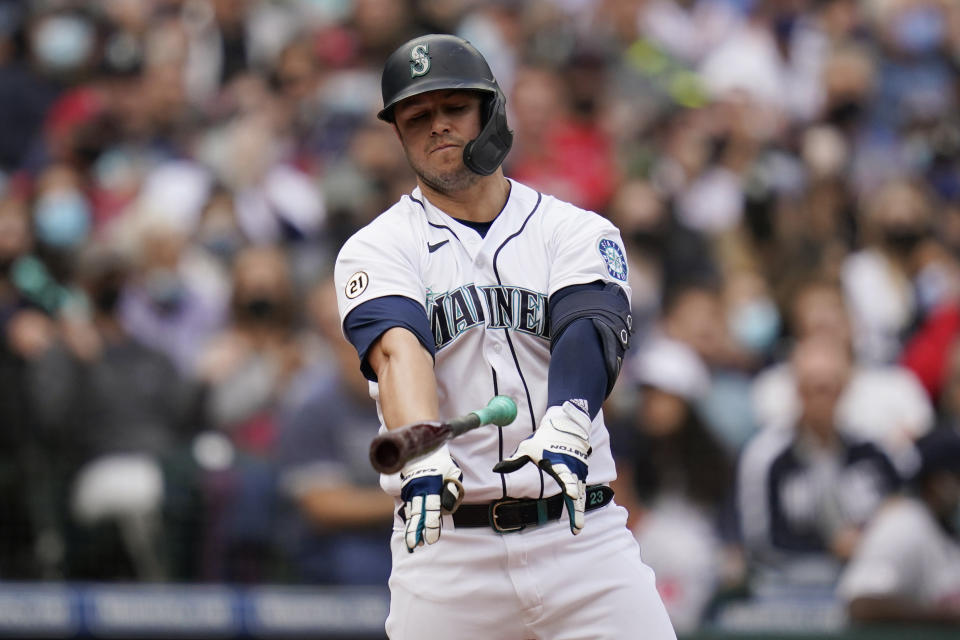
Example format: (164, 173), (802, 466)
(493, 401), (592, 534)
(399, 444), (464, 552)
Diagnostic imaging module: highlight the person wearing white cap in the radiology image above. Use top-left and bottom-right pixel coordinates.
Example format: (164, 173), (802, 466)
(623, 335), (738, 632)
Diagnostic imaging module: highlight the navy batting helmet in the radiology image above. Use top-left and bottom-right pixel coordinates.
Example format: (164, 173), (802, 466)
(378, 34), (513, 176)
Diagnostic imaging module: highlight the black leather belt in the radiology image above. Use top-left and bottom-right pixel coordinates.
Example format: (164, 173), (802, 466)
(452, 485), (614, 533)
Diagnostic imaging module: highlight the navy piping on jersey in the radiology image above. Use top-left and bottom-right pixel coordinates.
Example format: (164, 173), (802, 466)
(451, 181), (512, 239)
(343, 296), (434, 382)
(410, 195), (463, 242)
(491, 191), (544, 498)
(427, 220), (461, 241)
(491, 368), (507, 498)
(413, 181), (512, 240)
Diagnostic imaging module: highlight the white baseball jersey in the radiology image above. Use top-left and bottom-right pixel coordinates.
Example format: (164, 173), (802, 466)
(335, 179), (677, 640)
(334, 179), (631, 503)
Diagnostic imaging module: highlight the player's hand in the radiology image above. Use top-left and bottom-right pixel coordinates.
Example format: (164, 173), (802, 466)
(399, 444), (463, 552)
(493, 401), (592, 535)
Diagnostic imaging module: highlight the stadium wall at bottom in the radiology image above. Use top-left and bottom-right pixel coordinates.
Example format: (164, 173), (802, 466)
(0, 583), (389, 639)
(0, 584), (956, 640)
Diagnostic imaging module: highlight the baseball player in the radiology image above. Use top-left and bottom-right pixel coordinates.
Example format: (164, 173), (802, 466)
(335, 34), (676, 639)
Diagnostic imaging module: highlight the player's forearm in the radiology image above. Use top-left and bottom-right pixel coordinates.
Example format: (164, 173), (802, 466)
(369, 327), (439, 429)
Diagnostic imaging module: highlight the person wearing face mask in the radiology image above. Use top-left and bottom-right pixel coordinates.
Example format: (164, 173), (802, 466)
(23, 245), (203, 580)
(33, 187), (91, 251)
(232, 285), (294, 330)
(725, 269), (781, 360)
(119, 222), (228, 376)
(29, 9), (97, 79)
(23, 165), (95, 307)
(193, 246), (312, 581)
(198, 245), (305, 439)
(838, 426), (960, 625)
(30, 163), (93, 268)
(605, 179), (720, 345)
(841, 178), (937, 365)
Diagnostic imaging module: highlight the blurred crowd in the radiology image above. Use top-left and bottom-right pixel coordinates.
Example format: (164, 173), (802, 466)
(1, 0), (960, 633)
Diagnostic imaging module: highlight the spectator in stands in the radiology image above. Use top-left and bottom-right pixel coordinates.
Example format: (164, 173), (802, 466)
(27, 243), (202, 580)
(0, 1), (59, 173)
(0, 190), (55, 578)
(197, 245), (308, 444)
(194, 245), (312, 581)
(900, 250), (960, 405)
(178, 0), (292, 104)
(738, 335), (901, 588)
(606, 178), (718, 342)
(195, 101), (327, 249)
(507, 64), (618, 212)
(623, 336), (738, 632)
(841, 179), (938, 364)
(31, 163), (93, 270)
(838, 426), (960, 625)
(275, 277), (393, 585)
(753, 275), (933, 469)
(119, 219), (228, 375)
(657, 281), (759, 452)
(936, 342), (960, 429)
(639, 0), (742, 67)
(660, 282), (728, 368)
(0, 192), (37, 333)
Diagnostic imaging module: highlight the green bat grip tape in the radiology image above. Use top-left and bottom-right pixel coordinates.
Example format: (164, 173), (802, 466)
(472, 395), (517, 427)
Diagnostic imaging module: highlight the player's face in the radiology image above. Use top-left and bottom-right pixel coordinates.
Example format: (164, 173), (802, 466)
(392, 90), (484, 195)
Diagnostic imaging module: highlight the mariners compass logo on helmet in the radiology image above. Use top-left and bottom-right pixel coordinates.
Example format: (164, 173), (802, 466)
(410, 44), (430, 78)
(380, 34), (513, 175)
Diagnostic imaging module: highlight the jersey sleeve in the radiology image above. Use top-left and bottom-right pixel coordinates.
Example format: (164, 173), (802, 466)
(546, 204), (632, 301)
(335, 216), (427, 329)
(335, 215), (433, 379)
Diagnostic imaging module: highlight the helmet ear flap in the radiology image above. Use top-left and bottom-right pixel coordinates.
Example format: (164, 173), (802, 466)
(463, 90), (513, 176)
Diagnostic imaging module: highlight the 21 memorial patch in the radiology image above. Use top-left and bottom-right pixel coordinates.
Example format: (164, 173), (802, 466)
(345, 271), (369, 299)
(598, 239), (627, 281)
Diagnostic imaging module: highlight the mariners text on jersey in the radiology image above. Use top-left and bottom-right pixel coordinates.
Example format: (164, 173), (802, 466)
(428, 283), (549, 349)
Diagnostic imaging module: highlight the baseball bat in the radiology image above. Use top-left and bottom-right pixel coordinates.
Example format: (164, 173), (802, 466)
(369, 395), (518, 474)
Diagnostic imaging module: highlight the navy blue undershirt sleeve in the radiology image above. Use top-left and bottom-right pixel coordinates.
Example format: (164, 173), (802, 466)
(547, 281), (609, 419)
(343, 296), (435, 382)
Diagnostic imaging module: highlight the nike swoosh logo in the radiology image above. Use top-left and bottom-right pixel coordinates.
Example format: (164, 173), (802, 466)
(427, 240), (449, 253)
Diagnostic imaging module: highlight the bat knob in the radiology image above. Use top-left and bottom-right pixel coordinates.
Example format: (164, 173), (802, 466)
(484, 395), (518, 427)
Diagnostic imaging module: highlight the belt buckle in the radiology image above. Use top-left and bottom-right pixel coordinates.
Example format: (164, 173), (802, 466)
(489, 498), (525, 534)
